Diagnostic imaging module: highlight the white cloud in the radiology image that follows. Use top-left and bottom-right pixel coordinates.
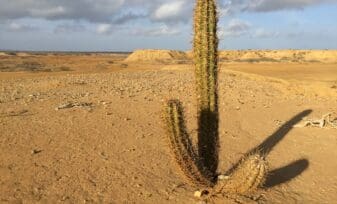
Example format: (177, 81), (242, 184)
(0, 0), (125, 22)
(253, 28), (280, 38)
(152, 1), (185, 21)
(30, 6), (66, 18)
(222, 0), (337, 14)
(131, 25), (181, 36)
(96, 23), (114, 35)
(113, 12), (147, 24)
(6, 22), (38, 32)
(0, 0), (336, 25)
(219, 19), (251, 38)
(54, 23), (86, 33)
(219, 19), (280, 39)
(249, 0), (337, 12)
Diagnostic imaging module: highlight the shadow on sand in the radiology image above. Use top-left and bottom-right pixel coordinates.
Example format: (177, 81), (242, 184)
(225, 109), (312, 187)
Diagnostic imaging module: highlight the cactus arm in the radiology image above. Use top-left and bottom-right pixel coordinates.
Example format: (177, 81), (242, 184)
(163, 100), (213, 187)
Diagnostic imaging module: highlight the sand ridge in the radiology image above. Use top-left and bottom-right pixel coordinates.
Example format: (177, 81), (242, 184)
(125, 49), (337, 64)
(124, 49), (188, 63)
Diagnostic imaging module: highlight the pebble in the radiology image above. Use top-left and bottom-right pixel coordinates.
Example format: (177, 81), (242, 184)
(31, 149), (42, 155)
(194, 190), (209, 198)
(218, 175), (230, 180)
(194, 191), (202, 198)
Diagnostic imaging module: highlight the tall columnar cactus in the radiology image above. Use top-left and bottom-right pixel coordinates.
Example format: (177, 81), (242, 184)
(193, 0), (219, 176)
(194, 0), (218, 113)
(163, 0), (267, 197)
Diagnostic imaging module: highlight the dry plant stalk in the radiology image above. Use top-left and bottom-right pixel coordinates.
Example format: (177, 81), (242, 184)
(294, 112), (337, 129)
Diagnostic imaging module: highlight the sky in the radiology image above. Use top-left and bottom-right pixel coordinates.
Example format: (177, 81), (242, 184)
(0, 0), (337, 51)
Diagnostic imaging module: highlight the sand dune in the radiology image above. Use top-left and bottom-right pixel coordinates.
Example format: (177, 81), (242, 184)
(219, 50), (337, 63)
(125, 49), (188, 63)
(125, 49), (337, 64)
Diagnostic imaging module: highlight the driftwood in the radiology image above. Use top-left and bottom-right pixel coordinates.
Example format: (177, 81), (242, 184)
(294, 113), (337, 129)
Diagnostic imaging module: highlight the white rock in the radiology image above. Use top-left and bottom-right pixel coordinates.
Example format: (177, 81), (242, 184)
(218, 175), (230, 180)
(194, 191), (202, 198)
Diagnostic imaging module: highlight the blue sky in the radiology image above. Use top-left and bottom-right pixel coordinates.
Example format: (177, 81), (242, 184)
(0, 0), (337, 51)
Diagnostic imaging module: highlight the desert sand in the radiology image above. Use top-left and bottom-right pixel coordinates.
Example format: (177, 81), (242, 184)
(0, 50), (337, 203)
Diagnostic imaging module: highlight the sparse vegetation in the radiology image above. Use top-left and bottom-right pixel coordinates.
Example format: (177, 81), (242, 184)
(235, 58), (279, 63)
(0, 60), (72, 72)
(120, 63), (128, 68)
(5, 52), (17, 56)
(56, 66), (72, 72)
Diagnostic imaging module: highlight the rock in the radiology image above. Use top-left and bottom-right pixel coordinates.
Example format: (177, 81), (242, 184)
(55, 102), (93, 110)
(194, 190), (209, 198)
(56, 103), (74, 110)
(31, 149), (42, 155)
(218, 175), (230, 180)
(194, 191), (203, 198)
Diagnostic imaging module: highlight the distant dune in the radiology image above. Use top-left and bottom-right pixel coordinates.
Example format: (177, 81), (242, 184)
(219, 50), (337, 63)
(124, 49), (188, 63)
(125, 49), (337, 64)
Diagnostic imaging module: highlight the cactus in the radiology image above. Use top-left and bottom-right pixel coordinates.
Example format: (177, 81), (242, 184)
(214, 152), (268, 195)
(194, 0), (219, 176)
(163, 100), (213, 187)
(194, 0), (218, 113)
(163, 0), (267, 197)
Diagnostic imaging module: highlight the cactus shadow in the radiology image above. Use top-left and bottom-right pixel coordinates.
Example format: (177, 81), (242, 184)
(248, 109), (312, 155)
(264, 159), (309, 188)
(255, 109), (312, 187)
(198, 109), (219, 181)
(228, 109), (312, 186)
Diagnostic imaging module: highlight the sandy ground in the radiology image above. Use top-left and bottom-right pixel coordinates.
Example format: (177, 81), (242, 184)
(0, 52), (337, 203)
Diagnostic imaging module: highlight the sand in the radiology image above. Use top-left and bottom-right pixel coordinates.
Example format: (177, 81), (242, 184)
(138, 49), (337, 63)
(125, 50), (188, 63)
(0, 51), (337, 203)
(218, 50), (337, 63)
